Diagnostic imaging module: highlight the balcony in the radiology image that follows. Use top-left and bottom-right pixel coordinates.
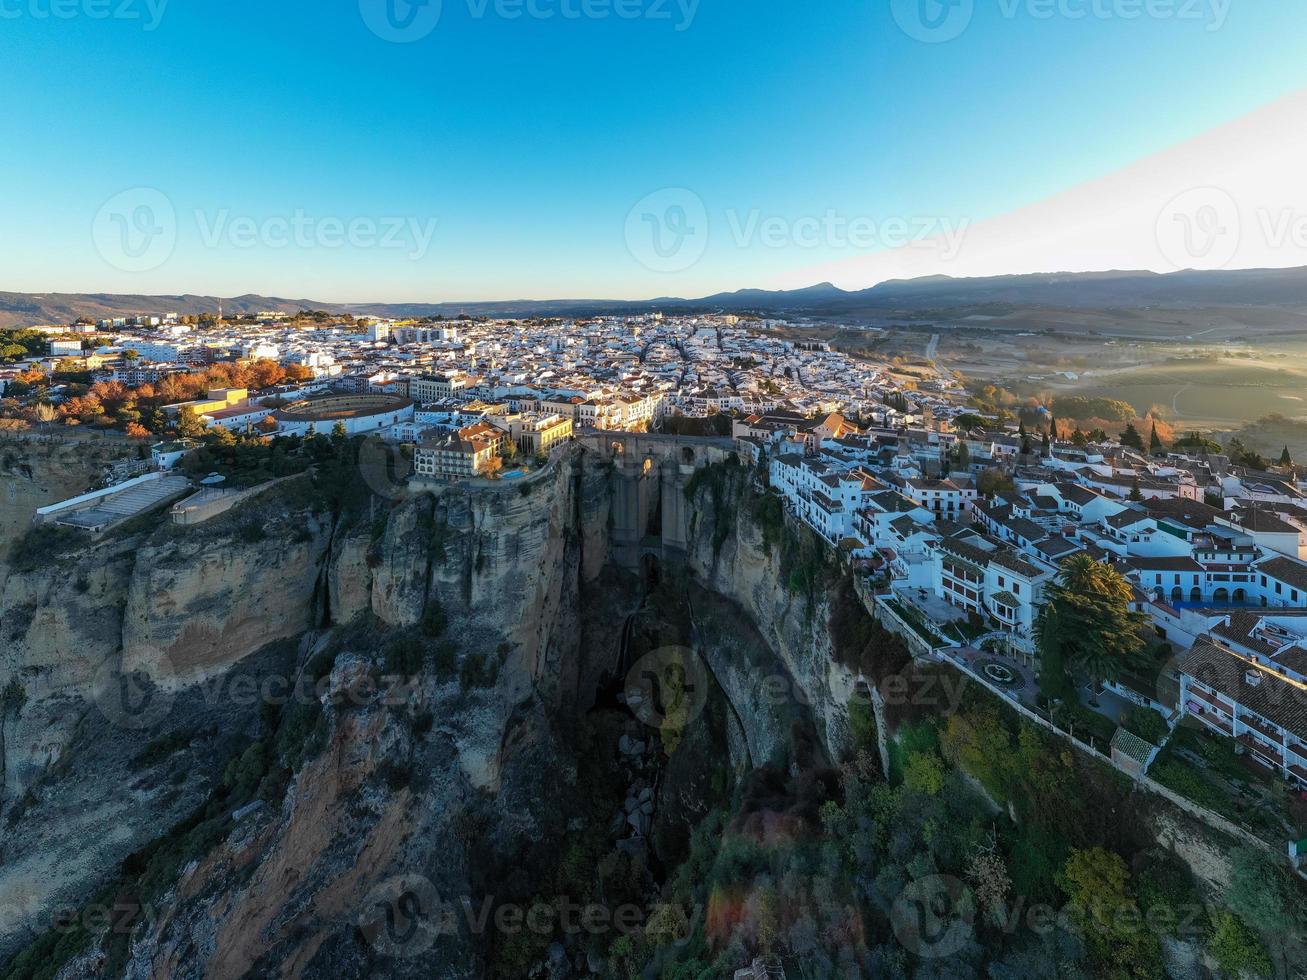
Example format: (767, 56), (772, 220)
(1186, 684), (1233, 717)
(1237, 712), (1285, 747)
(1237, 733), (1284, 768)
(1190, 709), (1234, 737)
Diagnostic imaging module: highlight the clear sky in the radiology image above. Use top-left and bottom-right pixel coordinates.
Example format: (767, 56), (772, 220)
(3, 0), (1306, 302)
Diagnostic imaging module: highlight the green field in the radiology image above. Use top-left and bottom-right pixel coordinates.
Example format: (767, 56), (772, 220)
(1070, 356), (1307, 428)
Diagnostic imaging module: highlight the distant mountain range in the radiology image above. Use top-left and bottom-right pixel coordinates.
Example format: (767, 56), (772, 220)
(5, 266), (1307, 329)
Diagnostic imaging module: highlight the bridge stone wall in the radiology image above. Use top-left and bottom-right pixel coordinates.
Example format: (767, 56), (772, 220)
(578, 432), (736, 570)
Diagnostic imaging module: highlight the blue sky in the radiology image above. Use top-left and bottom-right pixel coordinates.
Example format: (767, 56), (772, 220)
(2, 0), (1306, 301)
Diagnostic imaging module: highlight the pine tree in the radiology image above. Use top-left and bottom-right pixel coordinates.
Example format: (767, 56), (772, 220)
(1035, 555), (1149, 697)
(1149, 421), (1163, 454)
(1280, 445), (1293, 467)
(1120, 423), (1144, 450)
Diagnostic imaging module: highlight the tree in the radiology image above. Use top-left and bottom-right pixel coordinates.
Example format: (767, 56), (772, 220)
(977, 468), (1015, 496)
(1035, 554), (1149, 697)
(954, 441), (971, 471)
(966, 839), (1012, 929)
(1058, 847), (1162, 976)
(1120, 423), (1144, 450)
(1128, 478), (1143, 502)
(1040, 430), (1050, 455)
(122, 349), (140, 361)
(175, 406), (206, 439)
(1048, 414), (1058, 440)
(1280, 445), (1293, 467)
(903, 750), (945, 796)
(1071, 428), (1088, 447)
(1228, 845), (1301, 974)
(1149, 421), (1164, 454)
(1059, 848), (1132, 928)
(331, 420), (348, 442)
(481, 455), (503, 479)
(1208, 911), (1272, 979)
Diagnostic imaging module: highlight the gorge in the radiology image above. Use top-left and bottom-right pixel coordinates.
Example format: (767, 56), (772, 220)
(0, 436), (1282, 979)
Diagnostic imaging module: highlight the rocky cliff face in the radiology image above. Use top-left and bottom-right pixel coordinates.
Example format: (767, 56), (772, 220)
(679, 464), (863, 763)
(0, 441), (868, 977)
(0, 448), (618, 974)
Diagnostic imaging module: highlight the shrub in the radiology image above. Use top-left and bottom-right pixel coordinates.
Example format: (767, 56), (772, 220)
(8, 524), (89, 573)
(458, 652), (498, 691)
(1208, 910), (1273, 978)
(1124, 706), (1168, 745)
(420, 599), (447, 638)
(383, 634), (425, 678)
(431, 640), (459, 681)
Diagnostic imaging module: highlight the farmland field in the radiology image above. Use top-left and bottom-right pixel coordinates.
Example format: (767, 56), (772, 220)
(1064, 354), (1307, 428)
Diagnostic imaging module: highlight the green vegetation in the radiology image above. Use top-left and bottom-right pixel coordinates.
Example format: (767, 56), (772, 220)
(178, 432), (310, 489)
(129, 730), (192, 771)
(1052, 395), (1137, 422)
(7, 524), (90, 574)
(1225, 436), (1269, 470)
(648, 669), (1259, 978)
(1036, 555), (1150, 700)
(1209, 910), (1273, 978)
(1122, 705), (1168, 745)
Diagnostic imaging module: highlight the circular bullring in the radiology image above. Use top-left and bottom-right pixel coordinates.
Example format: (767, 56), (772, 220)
(273, 393), (415, 435)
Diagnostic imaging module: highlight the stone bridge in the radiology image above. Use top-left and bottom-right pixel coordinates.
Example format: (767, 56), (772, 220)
(578, 431), (736, 573)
